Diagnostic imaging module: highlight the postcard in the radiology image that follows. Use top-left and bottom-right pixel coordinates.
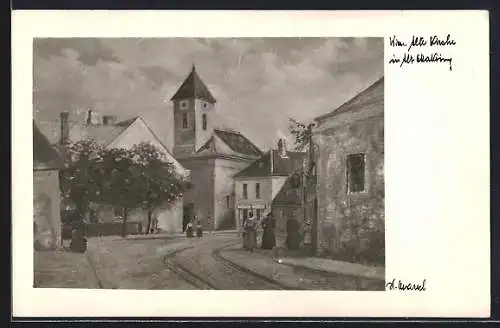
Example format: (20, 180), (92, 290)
(12, 10), (490, 318)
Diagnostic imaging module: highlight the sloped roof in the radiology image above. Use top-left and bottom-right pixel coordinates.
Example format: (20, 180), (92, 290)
(234, 149), (306, 178)
(170, 65), (216, 103)
(315, 76), (384, 122)
(67, 119), (135, 146)
(33, 121), (64, 170)
(213, 129), (262, 157)
(272, 176), (301, 205)
(194, 128), (262, 159)
(271, 149), (306, 176)
(37, 116), (137, 148)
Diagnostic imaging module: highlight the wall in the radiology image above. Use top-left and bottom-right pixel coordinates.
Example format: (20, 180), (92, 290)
(172, 98), (216, 157)
(179, 157), (215, 230)
(272, 204), (301, 234)
(33, 169), (62, 250)
(213, 158), (253, 230)
(271, 176), (288, 199)
(172, 98), (196, 156)
(234, 177), (272, 230)
(315, 107), (384, 261)
(194, 99), (215, 152)
(96, 198), (183, 234)
(108, 118), (187, 176)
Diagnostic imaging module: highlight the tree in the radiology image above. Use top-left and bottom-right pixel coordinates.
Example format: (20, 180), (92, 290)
(59, 139), (104, 224)
(288, 118), (314, 151)
(130, 142), (192, 234)
(98, 147), (143, 237)
(60, 140), (192, 238)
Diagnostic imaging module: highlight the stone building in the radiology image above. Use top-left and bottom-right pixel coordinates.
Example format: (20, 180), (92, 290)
(33, 121), (64, 249)
(312, 77), (384, 262)
(233, 138), (306, 232)
(170, 65), (263, 231)
(41, 111), (189, 233)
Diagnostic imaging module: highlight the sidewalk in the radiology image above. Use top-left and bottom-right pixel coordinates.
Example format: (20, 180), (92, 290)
(223, 230), (384, 280)
(265, 234), (385, 280)
(120, 229), (240, 241)
(219, 244), (384, 290)
(34, 250), (101, 289)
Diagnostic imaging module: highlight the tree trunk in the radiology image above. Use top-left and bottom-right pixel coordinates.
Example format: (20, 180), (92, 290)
(121, 208), (128, 237)
(145, 210), (152, 235)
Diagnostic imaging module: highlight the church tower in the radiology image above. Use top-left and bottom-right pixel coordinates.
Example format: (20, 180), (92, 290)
(171, 65), (217, 157)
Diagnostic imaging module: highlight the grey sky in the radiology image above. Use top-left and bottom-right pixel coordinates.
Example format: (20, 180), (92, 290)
(33, 37), (383, 150)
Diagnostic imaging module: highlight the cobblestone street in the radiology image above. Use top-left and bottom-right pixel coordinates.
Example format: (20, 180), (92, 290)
(34, 234), (385, 291)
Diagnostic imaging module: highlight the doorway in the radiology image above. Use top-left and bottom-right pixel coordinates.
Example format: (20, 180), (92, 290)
(183, 203), (194, 232)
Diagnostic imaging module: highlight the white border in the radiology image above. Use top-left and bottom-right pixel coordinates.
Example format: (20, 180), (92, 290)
(12, 10), (490, 318)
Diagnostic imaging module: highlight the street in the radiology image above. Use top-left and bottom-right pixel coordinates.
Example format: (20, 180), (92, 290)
(78, 234), (384, 290)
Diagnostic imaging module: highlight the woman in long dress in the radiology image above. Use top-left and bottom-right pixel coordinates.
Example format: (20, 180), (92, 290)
(243, 212), (257, 252)
(261, 213), (276, 249)
(196, 219), (203, 238)
(186, 219), (194, 238)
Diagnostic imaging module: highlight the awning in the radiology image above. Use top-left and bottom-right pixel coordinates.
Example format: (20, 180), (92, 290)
(237, 204), (267, 209)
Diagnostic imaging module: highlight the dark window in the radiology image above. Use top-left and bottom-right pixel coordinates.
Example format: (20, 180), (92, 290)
(202, 114), (207, 130)
(182, 113), (188, 129)
(243, 209), (248, 220)
(256, 209), (261, 220)
(255, 183), (261, 199)
(347, 153), (366, 193)
(226, 195), (230, 208)
(243, 184), (248, 199)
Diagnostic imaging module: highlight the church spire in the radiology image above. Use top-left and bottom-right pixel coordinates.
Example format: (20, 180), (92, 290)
(170, 64), (216, 103)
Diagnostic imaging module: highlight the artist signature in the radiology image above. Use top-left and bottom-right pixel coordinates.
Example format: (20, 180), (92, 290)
(386, 278), (427, 291)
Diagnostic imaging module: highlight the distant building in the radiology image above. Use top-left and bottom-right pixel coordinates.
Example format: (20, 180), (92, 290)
(33, 121), (64, 249)
(312, 77), (384, 257)
(41, 111), (189, 233)
(233, 138), (306, 232)
(170, 65), (263, 231)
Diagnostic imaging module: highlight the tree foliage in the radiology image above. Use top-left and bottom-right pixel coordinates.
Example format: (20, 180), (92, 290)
(59, 139), (104, 222)
(130, 142), (192, 234)
(60, 140), (192, 236)
(288, 118), (314, 151)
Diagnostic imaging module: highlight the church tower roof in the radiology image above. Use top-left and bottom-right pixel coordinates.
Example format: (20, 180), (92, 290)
(170, 65), (217, 103)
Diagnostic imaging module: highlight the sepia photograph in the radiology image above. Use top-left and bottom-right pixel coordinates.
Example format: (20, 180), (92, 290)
(32, 37), (385, 291)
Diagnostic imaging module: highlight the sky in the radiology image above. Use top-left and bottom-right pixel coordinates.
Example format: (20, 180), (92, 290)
(33, 37), (383, 151)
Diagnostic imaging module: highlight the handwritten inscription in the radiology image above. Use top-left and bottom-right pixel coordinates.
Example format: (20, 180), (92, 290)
(386, 278), (427, 291)
(388, 34), (456, 71)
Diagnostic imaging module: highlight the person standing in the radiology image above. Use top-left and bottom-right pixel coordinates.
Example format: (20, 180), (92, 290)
(243, 212), (257, 252)
(186, 218), (194, 238)
(196, 219), (203, 238)
(261, 212), (276, 250)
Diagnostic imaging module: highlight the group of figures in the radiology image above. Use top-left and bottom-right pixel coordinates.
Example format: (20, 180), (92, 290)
(242, 212), (302, 252)
(242, 212), (275, 252)
(185, 216), (203, 238)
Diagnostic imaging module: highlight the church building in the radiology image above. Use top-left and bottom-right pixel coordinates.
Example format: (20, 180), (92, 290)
(170, 65), (263, 231)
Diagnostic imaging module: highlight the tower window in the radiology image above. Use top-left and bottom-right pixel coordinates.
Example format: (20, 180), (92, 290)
(180, 100), (189, 110)
(243, 184), (248, 199)
(226, 195), (230, 208)
(182, 113), (188, 129)
(202, 114), (207, 131)
(255, 183), (261, 199)
(346, 153), (366, 193)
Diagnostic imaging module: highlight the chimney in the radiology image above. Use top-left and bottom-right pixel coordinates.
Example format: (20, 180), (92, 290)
(278, 138), (288, 158)
(86, 109), (99, 125)
(60, 111), (70, 145)
(102, 115), (117, 125)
